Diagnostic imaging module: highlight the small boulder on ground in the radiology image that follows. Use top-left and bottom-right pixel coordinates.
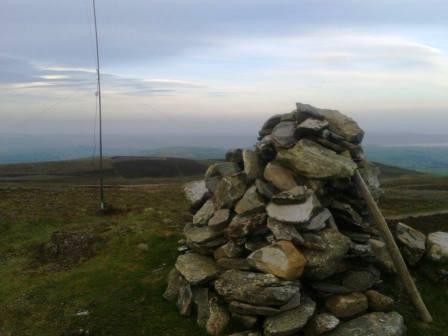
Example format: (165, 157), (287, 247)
(427, 231), (448, 263)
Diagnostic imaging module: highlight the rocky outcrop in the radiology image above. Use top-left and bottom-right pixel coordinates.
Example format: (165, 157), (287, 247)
(167, 102), (406, 336)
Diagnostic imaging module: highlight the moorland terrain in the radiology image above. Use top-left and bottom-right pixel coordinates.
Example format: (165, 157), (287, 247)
(0, 157), (447, 335)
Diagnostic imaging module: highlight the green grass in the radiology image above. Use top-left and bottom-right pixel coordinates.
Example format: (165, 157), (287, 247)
(1, 170), (448, 335)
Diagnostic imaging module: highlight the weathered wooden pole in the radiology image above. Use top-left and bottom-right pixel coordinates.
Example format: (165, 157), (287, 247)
(354, 170), (433, 323)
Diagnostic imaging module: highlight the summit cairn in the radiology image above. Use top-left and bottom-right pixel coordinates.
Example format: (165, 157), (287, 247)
(166, 103), (407, 336)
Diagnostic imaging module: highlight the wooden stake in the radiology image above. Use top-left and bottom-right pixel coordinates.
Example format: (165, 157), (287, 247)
(354, 170), (433, 323)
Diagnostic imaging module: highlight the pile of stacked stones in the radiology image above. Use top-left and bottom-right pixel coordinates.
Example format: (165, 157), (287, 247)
(164, 103), (410, 336)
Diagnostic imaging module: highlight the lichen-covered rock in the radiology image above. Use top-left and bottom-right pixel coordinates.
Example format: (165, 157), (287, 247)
(227, 213), (267, 239)
(214, 270), (300, 306)
(208, 208), (231, 231)
(243, 149), (264, 180)
(395, 222), (426, 266)
(184, 223), (224, 245)
(235, 185), (266, 215)
(302, 229), (351, 279)
(247, 240), (306, 280)
(325, 292), (368, 318)
(266, 193), (320, 224)
(277, 139), (357, 179)
(267, 218), (304, 245)
(263, 296), (316, 336)
(175, 253), (220, 285)
(214, 173), (247, 209)
(206, 295), (230, 336)
(325, 312), (406, 336)
(264, 162), (298, 191)
(427, 231), (448, 263)
(365, 290), (394, 312)
(193, 199), (215, 226)
(304, 313), (339, 336)
(271, 186), (307, 205)
(342, 270), (378, 292)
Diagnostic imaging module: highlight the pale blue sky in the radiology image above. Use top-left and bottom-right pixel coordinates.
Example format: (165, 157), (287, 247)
(1, 0), (448, 136)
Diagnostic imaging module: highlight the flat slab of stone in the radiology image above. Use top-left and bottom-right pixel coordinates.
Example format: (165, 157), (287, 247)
(247, 240), (306, 280)
(295, 118), (329, 138)
(427, 231), (448, 262)
(271, 186), (307, 205)
(263, 296), (316, 336)
(267, 218), (304, 245)
(214, 270), (300, 306)
(267, 193), (320, 224)
(193, 199), (215, 226)
(325, 312), (406, 336)
(175, 253), (220, 285)
(277, 139), (357, 179)
(184, 223), (224, 245)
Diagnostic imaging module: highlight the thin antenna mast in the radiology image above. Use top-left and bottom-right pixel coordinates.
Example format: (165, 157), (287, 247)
(92, 0), (105, 210)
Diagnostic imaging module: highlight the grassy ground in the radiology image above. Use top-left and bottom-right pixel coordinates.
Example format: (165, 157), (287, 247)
(0, 162), (448, 335)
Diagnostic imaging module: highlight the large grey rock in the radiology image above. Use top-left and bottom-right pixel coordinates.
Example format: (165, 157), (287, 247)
(264, 162), (298, 191)
(175, 253), (220, 285)
(193, 199), (215, 226)
(302, 229), (351, 279)
(395, 222), (426, 265)
(295, 118), (329, 138)
(271, 121), (297, 148)
(277, 139), (357, 179)
(267, 218), (304, 245)
(325, 292), (368, 318)
(206, 295), (230, 336)
(267, 193), (320, 224)
(227, 213), (267, 239)
(184, 180), (207, 206)
(304, 313), (339, 336)
(427, 231), (448, 263)
(214, 270), (300, 306)
(263, 296), (316, 336)
(325, 312), (406, 336)
(319, 108), (364, 144)
(243, 149), (264, 180)
(247, 240), (306, 280)
(184, 223), (224, 245)
(214, 173), (248, 209)
(235, 185), (266, 215)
